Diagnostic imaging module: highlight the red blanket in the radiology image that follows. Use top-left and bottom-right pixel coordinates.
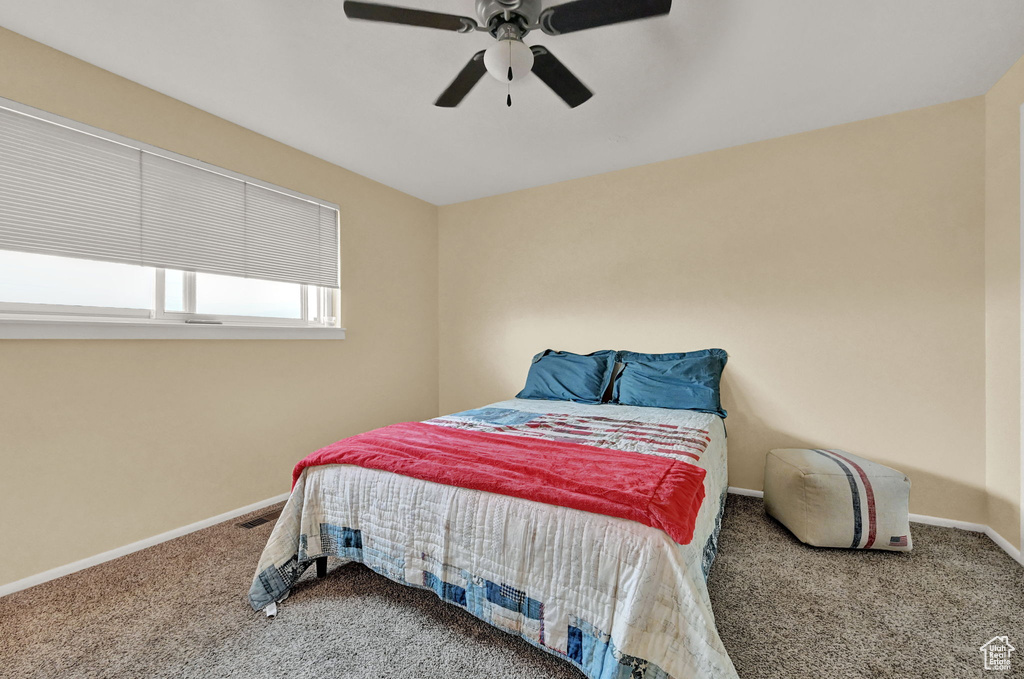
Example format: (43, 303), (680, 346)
(293, 421), (707, 545)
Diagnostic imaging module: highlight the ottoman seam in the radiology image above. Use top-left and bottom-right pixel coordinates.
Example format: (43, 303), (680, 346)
(770, 454), (813, 476)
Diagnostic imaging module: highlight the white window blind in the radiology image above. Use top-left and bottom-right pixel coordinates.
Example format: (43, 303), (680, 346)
(319, 203), (340, 290)
(141, 152), (246, 278)
(245, 183), (322, 286)
(0, 100), (340, 289)
(0, 106), (142, 265)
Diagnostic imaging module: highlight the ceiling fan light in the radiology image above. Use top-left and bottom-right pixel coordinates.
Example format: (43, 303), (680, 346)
(484, 39), (535, 82)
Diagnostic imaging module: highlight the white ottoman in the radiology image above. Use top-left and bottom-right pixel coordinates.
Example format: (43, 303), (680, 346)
(764, 448), (913, 552)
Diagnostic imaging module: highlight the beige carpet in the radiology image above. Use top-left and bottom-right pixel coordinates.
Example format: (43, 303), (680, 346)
(0, 495), (1020, 678)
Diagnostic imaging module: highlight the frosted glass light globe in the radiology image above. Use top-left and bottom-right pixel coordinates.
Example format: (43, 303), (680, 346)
(484, 39), (535, 82)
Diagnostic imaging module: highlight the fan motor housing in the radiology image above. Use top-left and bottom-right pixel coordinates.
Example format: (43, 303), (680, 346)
(475, 0), (541, 31)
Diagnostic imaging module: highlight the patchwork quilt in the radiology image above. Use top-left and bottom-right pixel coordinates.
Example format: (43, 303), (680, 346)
(249, 399), (738, 679)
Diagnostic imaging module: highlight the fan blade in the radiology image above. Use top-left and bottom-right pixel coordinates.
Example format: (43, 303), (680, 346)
(539, 0), (671, 35)
(344, 1), (478, 32)
(530, 46), (593, 108)
(435, 51), (488, 107)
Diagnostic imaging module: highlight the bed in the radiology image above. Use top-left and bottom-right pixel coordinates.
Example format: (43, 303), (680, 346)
(249, 398), (738, 679)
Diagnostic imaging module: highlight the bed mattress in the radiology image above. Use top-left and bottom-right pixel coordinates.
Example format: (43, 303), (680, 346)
(250, 398), (737, 679)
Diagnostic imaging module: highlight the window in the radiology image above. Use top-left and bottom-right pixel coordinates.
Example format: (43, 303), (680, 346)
(0, 97), (342, 339)
(0, 250), (155, 313)
(0, 249), (338, 332)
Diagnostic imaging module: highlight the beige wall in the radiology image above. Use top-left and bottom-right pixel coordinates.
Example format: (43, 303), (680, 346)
(985, 56), (1024, 550)
(439, 98), (989, 526)
(0, 28), (439, 587)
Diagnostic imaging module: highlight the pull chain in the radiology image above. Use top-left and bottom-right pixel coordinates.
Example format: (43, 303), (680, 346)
(506, 40), (513, 107)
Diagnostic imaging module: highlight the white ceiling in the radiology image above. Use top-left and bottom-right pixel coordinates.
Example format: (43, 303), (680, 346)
(1, 1), (1023, 205)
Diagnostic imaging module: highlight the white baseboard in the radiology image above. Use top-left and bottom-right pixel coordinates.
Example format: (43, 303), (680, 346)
(0, 492), (290, 598)
(907, 512), (987, 533)
(727, 487), (1023, 567)
(985, 526), (1024, 567)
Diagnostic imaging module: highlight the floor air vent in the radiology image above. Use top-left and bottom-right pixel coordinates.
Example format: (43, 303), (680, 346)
(237, 508), (283, 529)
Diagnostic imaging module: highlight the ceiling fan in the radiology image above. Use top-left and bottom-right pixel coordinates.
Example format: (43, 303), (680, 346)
(343, 0), (673, 108)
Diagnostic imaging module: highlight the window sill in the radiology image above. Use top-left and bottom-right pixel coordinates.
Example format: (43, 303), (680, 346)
(0, 318), (346, 340)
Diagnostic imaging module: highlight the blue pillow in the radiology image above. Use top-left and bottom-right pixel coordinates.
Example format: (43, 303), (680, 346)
(612, 349), (728, 417)
(516, 350), (617, 404)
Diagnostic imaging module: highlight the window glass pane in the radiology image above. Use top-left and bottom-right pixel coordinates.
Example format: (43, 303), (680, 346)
(307, 286), (317, 321)
(0, 249), (154, 309)
(164, 269), (185, 312)
(195, 272), (301, 318)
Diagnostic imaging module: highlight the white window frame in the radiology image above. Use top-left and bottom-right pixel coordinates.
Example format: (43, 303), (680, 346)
(0, 301), (152, 320)
(0, 266), (343, 340)
(154, 270), (338, 328)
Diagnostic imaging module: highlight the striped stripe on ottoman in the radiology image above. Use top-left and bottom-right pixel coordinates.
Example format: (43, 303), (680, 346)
(763, 448), (913, 552)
